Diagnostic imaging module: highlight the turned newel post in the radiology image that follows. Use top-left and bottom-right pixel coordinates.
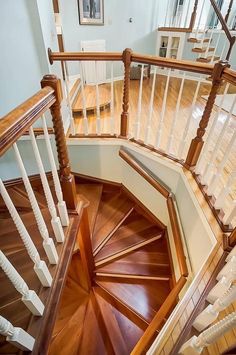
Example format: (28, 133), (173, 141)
(41, 74), (77, 210)
(189, 0), (199, 30)
(120, 48), (132, 138)
(185, 61), (229, 169)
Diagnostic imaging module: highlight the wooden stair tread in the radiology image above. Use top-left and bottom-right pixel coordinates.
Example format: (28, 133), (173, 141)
(95, 210), (163, 264)
(96, 277), (172, 324)
(95, 240), (171, 280)
(187, 37), (210, 43)
(72, 84), (111, 113)
(76, 183), (103, 233)
(0, 186), (33, 218)
(197, 55), (220, 63)
(94, 288), (129, 355)
(192, 46), (214, 53)
(92, 192), (134, 253)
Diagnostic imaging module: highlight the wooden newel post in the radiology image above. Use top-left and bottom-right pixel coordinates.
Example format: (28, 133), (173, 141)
(41, 74), (77, 210)
(120, 48), (132, 138)
(185, 61), (229, 169)
(189, 0), (199, 30)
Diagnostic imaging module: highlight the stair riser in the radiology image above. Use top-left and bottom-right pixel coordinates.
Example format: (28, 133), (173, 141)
(95, 273), (170, 281)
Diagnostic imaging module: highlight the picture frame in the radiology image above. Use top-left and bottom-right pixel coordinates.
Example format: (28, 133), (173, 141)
(78, 0), (104, 25)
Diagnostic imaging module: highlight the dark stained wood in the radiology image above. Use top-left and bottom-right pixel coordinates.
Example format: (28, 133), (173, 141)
(48, 50), (123, 63)
(73, 172), (122, 191)
(120, 48), (132, 137)
(95, 210), (164, 266)
(41, 75), (78, 210)
(0, 87), (55, 157)
(3, 172), (53, 189)
(167, 196), (188, 277)
(131, 276), (187, 355)
(119, 148), (170, 198)
(92, 192), (134, 254)
(185, 60), (230, 168)
(225, 0), (234, 24)
(223, 67), (236, 85)
(78, 206), (95, 291)
(96, 277), (172, 324)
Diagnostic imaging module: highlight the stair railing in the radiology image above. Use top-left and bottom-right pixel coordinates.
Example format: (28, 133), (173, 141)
(0, 75), (80, 352)
(49, 48), (236, 232)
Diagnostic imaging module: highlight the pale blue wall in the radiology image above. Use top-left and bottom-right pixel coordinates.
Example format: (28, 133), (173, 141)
(59, 0), (159, 75)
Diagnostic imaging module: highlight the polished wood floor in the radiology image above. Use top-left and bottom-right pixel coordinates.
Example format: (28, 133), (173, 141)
(71, 74), (236, 227)
(49, 177), (175, 355)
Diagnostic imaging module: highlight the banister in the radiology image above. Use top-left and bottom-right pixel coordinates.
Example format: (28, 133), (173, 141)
(0, 87), (55, 157)
(48, 48), (123, 63)
(131, 276), (187, 355)
(222, 67), (236, 85)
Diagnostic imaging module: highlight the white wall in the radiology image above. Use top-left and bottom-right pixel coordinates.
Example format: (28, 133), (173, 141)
(59, 0), (159, 76)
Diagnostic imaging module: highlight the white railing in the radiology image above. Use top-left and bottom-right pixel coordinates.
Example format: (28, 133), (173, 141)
(161, 0), (194, 28)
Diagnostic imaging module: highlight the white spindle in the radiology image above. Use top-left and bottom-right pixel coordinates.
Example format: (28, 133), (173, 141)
(164, 0), (171, 26)
(217, 255), (236, 281)
(110, 61), (115, 134)
(0, 179), (52, 287)
(180, 311), (236, 355)
(13, 143), (58, 265)
(134, 64), (144, 140)
(204, 29), (214, 59)
(63, 61), (76, 135)
(184, 0), (191, 28)
(207, 130), (236, 196)
(29, 127), (65, 243)
(0, 251), (44, 315)
(207, 260), (236, 304)
(193, 285), (236, 331)
(195, 83), (230, 175)
(214, 172), (236, 210)
(195, 0), (206, 38)
(201, 95), (236, 185)
(42, 116), (69, 227)
(178, 78), (201, 158)
(211, 31), (221, 63)
(174, 0), (181, 27)
(155, 69), (171, 148)
(79, 61), (89, 135)
(166, 73), (185, 154)
(223, 200), (236, 226)
(144, 67), (157, 144)
(95, 60), (101, 135)
(0, 316), (35, 351)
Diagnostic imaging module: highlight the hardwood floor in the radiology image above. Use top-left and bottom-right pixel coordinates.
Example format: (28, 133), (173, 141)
(48, 177), (175, 355)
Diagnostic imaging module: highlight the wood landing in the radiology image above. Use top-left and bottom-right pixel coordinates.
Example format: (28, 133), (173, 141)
(72, 84), (111, 114)
(49, 176), (175, 355)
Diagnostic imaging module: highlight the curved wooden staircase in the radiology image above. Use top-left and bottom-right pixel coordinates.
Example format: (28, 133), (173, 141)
(49, 177), (175, 355)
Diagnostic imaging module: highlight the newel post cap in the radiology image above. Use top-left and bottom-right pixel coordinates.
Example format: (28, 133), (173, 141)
(41, 75), (63, 104)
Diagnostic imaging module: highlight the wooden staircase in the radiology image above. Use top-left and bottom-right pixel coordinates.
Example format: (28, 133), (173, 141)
(48, 177), (175, 355)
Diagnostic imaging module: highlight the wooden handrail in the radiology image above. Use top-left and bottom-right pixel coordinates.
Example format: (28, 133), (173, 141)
(48, 48), (123, 63)
(229, 228), (236, 248)
(209, 0), (236, 60)
(131, 53), (214, 75)
(131, 276), (187, 355)
(222, 67), (236, 85)
(0, 87), (55, 157)
(119, 148), (188, 278)
(167, 197), (188, 277)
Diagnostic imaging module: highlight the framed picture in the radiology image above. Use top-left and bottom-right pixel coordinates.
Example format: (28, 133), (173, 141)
(78, 0), (104, 25)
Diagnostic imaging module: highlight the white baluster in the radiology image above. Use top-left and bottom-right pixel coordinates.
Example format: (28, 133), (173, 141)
(0, 179), (52, 287)
(42, 116), (69, 227)
(110, 61), (115, 134)
(214, 171), (236, 210)
(0, 251), (44, 315)
(174, 0), (181, 27)
(134, 64), (144, 140)
(166, 73), (185, 154)
(0, 316), (35, 351)
(220, 41), (227, 60)
(180, 311), (236, 355)
(195, 0), (206, 38)
(211, 31), (221, 63)
(178, 78), (201, 159)
(204, 29), (214, 59)
(207, 130), (236, 196)
(79, 61), (89, 135)
(144, 67), (157, 144)
(95, 60), (101, 135)
(184, 0), (191, 28)
(193, 285), (236, 331)
(217, 255), (236, 281)
(13, 143), (58, 265)
(195, 83), (230, 175)
(29, 127), (65, 243)
(223, 200), (236, 226)
(63, 61), (76, 135)
(201, 95), (236, 185)
(155, 68), (171, 148)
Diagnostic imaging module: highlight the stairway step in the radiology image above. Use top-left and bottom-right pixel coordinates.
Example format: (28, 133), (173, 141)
(95, 241), (171, 280)
(96, 277), (171, 324)
(192, 46), (214, 53)
(92, 192), (134, 254)
(197, 55), (220, 63)
(0, 186), (33, 218)
(188, 37), (211, 43)
(94, 289), (129, 355)
(95, 210), (163, 265)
